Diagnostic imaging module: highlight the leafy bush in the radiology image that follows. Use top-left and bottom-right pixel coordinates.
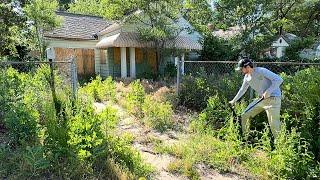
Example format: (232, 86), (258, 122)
(162, 62), (176, 78)
(179, 75), (213, 110)
(197, 95), (230, 130)
(66, 97), (106, 161)
(79, 76), (116, 102)
(200, 34), (239, 61)
(284, 38), (315, 61)
(125, 80), (145, 116)
(106, 135), (154, 178)
(244, 124), (319, 179)
(179, 71), (244, 111)
(281, 67), (320, 161)
(0, 68), (41, 145)
(142, 96), (174, 132)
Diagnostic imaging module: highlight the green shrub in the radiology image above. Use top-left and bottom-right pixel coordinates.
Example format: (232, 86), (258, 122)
(244, 124), (319, 179)
(0, 68), (40, 145)
(106, 134), (154, 178)
(179, 72), (244, 111)
(142, 96), (174, 132)
(197, 95), (229, 130)
(162, 62), (176, 78)
(281, 67), (320, 160)
(22, 146), (50, 177)
(79, 76), (116, 102)
(99, 105), (119, 131)
(284, 38), (315, 61)
(125, 80), (145, 116)
(179, 75), (213, 110)
(67, 98), (105, 161)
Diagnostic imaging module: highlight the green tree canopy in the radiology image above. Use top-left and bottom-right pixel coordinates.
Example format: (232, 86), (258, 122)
(0, 1), (27, 57)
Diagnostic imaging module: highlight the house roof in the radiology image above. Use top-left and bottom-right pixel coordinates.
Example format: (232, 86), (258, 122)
(96, 32), (202, 50)
(44, 11), (112, 40)
(313, 41), (320, 49)
(279, 33), (298, 44)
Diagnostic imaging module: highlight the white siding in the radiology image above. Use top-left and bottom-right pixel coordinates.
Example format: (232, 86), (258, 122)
(272, 37), (289, 47)
(46, 39), (98, 49)
(94, 48), (101, 74)
(176, 16), (202, 42)
(100, 50), (109, 77)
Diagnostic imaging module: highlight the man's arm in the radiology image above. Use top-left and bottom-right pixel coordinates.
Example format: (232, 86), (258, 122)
(261, 68), (283, 98)
(230, 77), (249, 103)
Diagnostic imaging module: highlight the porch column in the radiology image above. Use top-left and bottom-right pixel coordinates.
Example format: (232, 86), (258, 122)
(120, 47), (127, 78)
(130, 47), (136, 78)
(181, 53), (185, 75)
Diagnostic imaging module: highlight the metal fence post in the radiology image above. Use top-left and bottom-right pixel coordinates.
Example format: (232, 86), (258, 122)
(71, 57), (78, 99)
(176, 56), (181, 95)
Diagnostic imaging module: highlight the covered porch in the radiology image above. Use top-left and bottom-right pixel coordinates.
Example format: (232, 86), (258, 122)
(94, 32), (202, 78)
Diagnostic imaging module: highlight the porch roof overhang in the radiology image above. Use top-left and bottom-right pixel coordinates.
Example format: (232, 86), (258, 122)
(96, 32), (202, 50)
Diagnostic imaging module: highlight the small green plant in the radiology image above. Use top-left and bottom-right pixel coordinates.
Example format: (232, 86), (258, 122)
(79, 76), (116, 102)
(67, 98), (105, 161)
(142, 95), (174, 132)
(106, 134), (154, 178)
(198, 95), (229, 130)
(125, 80), (145, 116)
(99, 105), (119, 132)
(22, 146), (50, 177)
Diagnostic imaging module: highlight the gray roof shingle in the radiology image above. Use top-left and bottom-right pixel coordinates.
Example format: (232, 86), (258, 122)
(44, 11), (112, 40)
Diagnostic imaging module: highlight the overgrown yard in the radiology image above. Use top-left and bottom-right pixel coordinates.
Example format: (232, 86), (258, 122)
(1, 65), (320, 179)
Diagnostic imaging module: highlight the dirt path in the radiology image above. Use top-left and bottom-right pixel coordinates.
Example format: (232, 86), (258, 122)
(94, 102), (241, 180)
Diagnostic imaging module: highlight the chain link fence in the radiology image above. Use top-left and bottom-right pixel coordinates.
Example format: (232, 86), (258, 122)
(0, 58), (78, 98)
(176, 60), (320, 95)
(183, 61), (320, 76)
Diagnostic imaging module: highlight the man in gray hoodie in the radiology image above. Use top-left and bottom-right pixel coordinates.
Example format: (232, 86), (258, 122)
(229, 57), (283, 138)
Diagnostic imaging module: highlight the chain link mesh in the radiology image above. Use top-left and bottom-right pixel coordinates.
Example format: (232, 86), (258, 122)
(0, 60), (77, 96)
(183, 61), (320, 77)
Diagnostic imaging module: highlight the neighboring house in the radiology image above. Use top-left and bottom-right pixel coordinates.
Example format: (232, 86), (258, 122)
(271, 33), (298, 58)
(316, 42), (320, 57)
(44, 11), (202, 79)
(300, 41), (320, 59)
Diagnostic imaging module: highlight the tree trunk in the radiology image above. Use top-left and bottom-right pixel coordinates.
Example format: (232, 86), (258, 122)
(156, 47), (160, 73)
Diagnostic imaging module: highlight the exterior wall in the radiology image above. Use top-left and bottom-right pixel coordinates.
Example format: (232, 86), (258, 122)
(94, 48), (101, 74)
(272, 37), (290, 47)
(176, 16), (202, 41)
(99, 49), (109, 77)
(46, 38), (98, 48)
(299, 49), (320, 60)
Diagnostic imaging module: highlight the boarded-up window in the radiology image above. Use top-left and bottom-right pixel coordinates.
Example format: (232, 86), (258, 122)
(100, 50), (106, 64)
(114, 47), (120, 64)
(54, 47), (95, 76)
(135, 48), (143, 64)
(54, 47), (74, 61)
(147, 49), (157, 72)
(76, 49), (95, 75)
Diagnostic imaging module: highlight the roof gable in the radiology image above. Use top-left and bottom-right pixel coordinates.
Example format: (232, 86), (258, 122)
(272, 37), (289, 47)
(98, 12), (202, 40)
(44, 11), (112, 40)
